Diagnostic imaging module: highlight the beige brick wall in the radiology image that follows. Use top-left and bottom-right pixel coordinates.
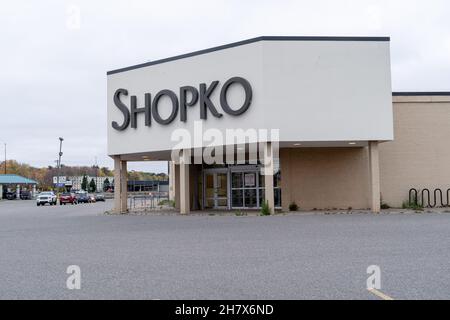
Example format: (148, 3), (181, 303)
(280, 95), (450, 210)
(280, 147), (370, 210)
(379, 96), (450, 207)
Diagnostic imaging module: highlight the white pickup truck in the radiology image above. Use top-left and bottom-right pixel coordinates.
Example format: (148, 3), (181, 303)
(36, 191), (57, 206)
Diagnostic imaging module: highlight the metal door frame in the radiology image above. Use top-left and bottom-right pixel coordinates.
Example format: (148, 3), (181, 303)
(230, 165), (261, 209)
(203, 168), (230, 209)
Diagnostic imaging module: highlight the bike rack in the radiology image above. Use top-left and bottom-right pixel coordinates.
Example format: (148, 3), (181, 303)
(409, 188), (418, 206)
(434, 189), (445, 207)
(421, 189), (431, 207)
(447, 188), (450, 207)
(408, 188), (450, 208)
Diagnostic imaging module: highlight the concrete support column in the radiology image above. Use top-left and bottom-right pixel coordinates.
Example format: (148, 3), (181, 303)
(16, 184), (20, 200)
(120, 160), (128, 213)
(32, 185), (36, 198)
(174, 164), (180, 210)
(179, 150), (190, 214)
(369, 141), (381, 213)
(113, 156), (128, 214)
(263, 142), (275, 215)
(0, 184), (3, 200)
(114, 156), (121, 213)
(168, 161), (176, 201)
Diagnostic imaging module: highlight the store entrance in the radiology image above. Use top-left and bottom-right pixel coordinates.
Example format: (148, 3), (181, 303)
(202, 165), (281, 210)
(203, 170), (229, 209)
(230, 166), (261, 209)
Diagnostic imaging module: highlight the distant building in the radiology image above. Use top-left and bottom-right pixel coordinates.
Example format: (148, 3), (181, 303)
(127, 180), (169, 192)
(53, 175), (168, 193)
(53, 176), (114, 192)
(0, 174), (37, 200)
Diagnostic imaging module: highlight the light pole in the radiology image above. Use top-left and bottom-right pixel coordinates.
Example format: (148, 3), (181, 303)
(3, 142), (5, 175)
(57, 137), (64, 192)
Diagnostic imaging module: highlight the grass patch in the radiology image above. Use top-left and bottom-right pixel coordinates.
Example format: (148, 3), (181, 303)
(157, 199), (175, 207)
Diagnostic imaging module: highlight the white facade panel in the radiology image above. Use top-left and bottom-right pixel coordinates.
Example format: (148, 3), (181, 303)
(261, 41), (393, 142)
(107, 38), (393, 157)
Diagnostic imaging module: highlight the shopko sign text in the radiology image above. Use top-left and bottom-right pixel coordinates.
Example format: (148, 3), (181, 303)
(111, 77), (252, 131)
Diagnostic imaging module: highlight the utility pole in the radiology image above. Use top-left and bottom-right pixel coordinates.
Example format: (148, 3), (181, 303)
(3, 143), (6, 175)
(57, 137), (64, 193)
(95, 156), (98, 193)
(53, 159), (59, 190)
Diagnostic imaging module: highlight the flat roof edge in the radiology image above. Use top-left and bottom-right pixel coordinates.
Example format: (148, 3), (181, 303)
(107, 36), (390, 75)
(393, 92), (450, 96)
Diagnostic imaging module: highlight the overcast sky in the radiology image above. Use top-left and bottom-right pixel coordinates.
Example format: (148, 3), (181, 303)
(1, 0), (449, 173)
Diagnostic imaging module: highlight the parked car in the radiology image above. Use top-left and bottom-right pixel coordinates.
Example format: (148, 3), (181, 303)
(6, 191), (16, 200)
(95, 194), (105, 202)
(20, 190), (32, 200)
(36, 191), (57, 206)
(75, 192), (90, 203)
(88, 194), (96, 203)
(59, 192), (78, 205)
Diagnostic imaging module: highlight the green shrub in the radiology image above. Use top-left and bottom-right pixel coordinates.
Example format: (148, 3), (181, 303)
(402, 200), (423, 210)
(260, 201), (271, 216)
(289, 202), (298, 211)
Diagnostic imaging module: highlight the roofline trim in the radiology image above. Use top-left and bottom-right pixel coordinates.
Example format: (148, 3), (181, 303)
(393, 92), (450, 96)
(107, 36), (390, 75)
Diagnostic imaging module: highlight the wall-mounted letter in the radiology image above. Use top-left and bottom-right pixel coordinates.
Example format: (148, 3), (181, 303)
(180, 86), (199, 122)
(199, 81), (222, 120)
(130, 93), (151, 128)
(152, 90), (179, 125)
(220, 77), (252, 116)
(112, 88), (130, 131)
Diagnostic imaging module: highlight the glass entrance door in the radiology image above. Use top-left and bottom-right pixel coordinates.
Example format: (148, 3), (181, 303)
(231, 170), (259, 209)
(204, 172), (228, 209)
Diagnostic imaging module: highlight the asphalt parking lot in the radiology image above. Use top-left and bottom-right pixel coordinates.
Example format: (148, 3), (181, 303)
(0, 199), (449, 299)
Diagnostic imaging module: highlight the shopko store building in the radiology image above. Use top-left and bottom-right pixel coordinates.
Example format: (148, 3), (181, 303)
(107, 36), (450, 214)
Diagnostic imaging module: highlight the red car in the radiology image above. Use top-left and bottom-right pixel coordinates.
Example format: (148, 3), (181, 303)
(59, 192), (78, 205)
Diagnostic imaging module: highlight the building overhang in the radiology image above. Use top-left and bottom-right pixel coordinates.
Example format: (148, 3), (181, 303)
(107, 36), (393, 158)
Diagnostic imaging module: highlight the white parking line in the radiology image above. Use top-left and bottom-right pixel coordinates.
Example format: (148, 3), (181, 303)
(368, 288), (394, 300)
